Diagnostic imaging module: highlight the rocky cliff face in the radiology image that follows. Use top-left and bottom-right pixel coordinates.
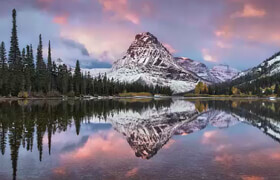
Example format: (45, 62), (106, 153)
(175, 57), (240, 83)
(109, 32), (203, 93)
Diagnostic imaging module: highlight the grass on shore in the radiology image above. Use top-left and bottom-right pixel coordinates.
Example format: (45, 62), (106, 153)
(184, 94), (258, 98)
(118, 92), (153, 97)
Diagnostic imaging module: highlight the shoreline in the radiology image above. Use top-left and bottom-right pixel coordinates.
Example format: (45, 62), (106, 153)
(0, 96), (279, 101)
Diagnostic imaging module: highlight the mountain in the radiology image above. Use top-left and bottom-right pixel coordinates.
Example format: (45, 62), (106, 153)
(175, 57), (240, 83)
(106, 100), (241, 159)
(108, 100), (200, 159)
(233, 51), (280, 81)
(210, 64), (240, 83)
(175, 57), (214, 82)
(108, 32), (204, 94)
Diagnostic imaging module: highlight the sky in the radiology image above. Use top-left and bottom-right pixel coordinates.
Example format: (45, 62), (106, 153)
(0, 0), (280, 70)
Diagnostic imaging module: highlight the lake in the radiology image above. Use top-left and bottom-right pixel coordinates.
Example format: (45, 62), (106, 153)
(0, 98), (280, 180)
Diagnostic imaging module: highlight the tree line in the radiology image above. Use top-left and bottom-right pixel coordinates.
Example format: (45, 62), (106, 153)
(0, 9), (172, 97)
(206, 73), (280, 96)
(191, 73), (280, 97)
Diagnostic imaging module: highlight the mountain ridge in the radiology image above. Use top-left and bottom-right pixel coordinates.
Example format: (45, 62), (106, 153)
(233, 51), (280, 82)
(175, 57), (239, 83)
(108, 32), (206, 93)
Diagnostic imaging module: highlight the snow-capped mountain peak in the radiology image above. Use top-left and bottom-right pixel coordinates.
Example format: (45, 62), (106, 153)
(113, 32), (181, 71)
(175, 58), (240, 83)
(175, 57), (213, 82)
(210, 64), (240, 83)
(109, 32), (204, 93)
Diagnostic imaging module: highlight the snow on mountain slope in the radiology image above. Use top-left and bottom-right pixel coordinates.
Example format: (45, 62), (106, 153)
(108, 32), (203, 93)
(107, 100), (196, 125)
(175, 110), (240, 135)
(175, 57), (214, 82)
(233, 51), (280, 81)
(81, 68), (111, 77)
(175, 57), (239, 83)
(209, 65), (240, 83)
(105, 100), (241, 159)
(108, 100), (199, 159)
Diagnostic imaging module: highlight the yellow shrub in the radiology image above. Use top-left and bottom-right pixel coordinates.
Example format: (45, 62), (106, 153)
(18, 91), (29, 98)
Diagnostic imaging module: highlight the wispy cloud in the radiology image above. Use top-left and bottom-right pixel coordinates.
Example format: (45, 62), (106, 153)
(53, 14), (68, 25)
(202, 49), (217, 62)
(231, 4), (266, 18)
(98, 0), (140, 24)
(216, 41), (231, 49)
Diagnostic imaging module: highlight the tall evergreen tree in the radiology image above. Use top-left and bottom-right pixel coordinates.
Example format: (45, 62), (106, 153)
(35, 34), (47, 92)
(74, 60), (81, 95)
(58, 64), (69, 94)
(0, 42), (7, 69)
(0, 42), (8, 95)
(26, 45), (35, 92)
(8, 9), (20, 68)
(30, 44), (35, 81)
(47, 40), (52, 91)
(8, 9), (23, 95)
(47, 41), (52, 71)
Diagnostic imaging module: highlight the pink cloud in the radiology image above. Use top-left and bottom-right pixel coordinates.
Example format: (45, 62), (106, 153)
(241, 176), (265, 180)
(163, 139), (175, 149)
(53, 167), (67, 175)
(98, 0), (140, 24)
(53, 14), (68, 25)
(201, 130), (219, 144)
(125, 167), (139, 177)
(60, 131), (133, 161)
(214, 154), (234, 166)
(163, 43), (177, 54)
(60, 24), (135, 62)
(201, 48), (217, 62)
(215, 26), (233, 38)
(216, 41), (231, 49)
(231, 4), (266, 18)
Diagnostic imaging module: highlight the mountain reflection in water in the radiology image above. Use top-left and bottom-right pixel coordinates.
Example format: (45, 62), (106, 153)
(0, 99), (280, 180)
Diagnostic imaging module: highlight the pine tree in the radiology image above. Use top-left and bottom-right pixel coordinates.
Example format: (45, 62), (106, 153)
(21, 48), (27, 91)
(8, 9), (23, 95)
(0, 42), (7, 69)
(74, 60), (81, 95)
(61, 64), (69, 94)
(0, 42), (8, 95)
(35, 34), (47, 92)
(24, 45), (32, 92)
(47, 40), (52, 92)
(52, 61), (57, 90)
(47, 41), (52, 72)
(26, 45), (35, 92)
(8, 9), (20, 69)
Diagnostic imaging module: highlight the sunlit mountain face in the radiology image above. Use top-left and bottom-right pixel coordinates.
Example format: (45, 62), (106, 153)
(1, 0), (280, 69)
(1, 99), (280, 179)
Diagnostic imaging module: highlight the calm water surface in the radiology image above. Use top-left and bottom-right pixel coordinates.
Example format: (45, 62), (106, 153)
(0, 99), (280, 180)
